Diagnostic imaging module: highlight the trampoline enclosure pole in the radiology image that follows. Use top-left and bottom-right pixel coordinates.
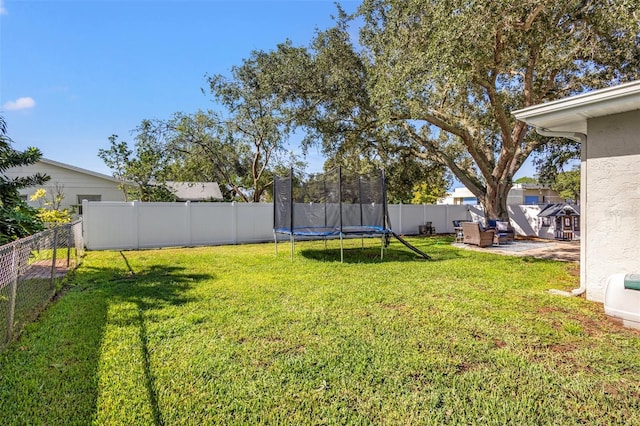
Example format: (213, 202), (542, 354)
(274, 230), (278, 256)
(382, 169), (388, 258)
(289, 168), (294, 261)
(339, 166), (344, 263)
(338, 166), (343, 235)
(358, 175), (363, 228)
(289, 167), (294, 234)
(273, 174), (277, 256)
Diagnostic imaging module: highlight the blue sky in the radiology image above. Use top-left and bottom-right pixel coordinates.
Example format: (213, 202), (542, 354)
(1, 0), (360, 176)
(1, 0), (536, 182)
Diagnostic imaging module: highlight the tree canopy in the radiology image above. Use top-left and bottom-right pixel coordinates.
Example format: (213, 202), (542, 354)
(552, 166), (580, 202)
(249, 0), (639, 217)
(98, 130), (176, 202)
(358, 0), (638, 218)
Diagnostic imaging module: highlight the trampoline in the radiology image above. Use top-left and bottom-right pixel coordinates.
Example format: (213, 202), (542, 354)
(273, 167), (388, 261)
(274, 167), (430, 261)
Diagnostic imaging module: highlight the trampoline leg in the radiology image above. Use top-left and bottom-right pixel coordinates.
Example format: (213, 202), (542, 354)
(340, 233), (344, 263)
(381, 234), (385, 260)
(290, 234), (294, 261)
(274, 231), (278, 256)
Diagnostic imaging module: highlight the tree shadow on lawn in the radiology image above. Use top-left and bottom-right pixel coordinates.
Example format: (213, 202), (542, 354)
(0, 251), (215, 426)
(298, 235), (466, 263)
(299, 245), (465, 263)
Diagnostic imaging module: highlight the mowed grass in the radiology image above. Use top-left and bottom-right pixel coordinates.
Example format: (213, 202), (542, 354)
(1, 236), (640, 424)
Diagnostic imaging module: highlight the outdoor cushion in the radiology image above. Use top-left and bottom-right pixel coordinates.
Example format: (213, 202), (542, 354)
(496, 221), (510, 231)
(624, 274), (640, 291)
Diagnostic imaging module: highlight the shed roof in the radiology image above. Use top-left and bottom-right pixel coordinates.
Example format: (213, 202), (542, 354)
(538, 203), (580, 218)
(165, 181), (223, 201)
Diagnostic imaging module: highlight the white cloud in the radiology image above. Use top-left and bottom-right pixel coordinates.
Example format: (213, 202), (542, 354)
(3, 97), (36, 111)
(0, 0), (7, 15)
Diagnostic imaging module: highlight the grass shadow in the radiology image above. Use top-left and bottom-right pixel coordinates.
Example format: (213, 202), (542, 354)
(0, 251), (215, 425)
(298, 236), (467, 263)
(299, 246), (431, 263)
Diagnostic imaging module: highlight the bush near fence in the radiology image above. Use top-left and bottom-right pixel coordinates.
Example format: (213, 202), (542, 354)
(0, 220), (84, 349)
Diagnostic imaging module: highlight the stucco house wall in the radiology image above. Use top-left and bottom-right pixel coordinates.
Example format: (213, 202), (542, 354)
(514, 80), (640, 305)
(5, 158), (127, 213)
(583, 109), (640, 302)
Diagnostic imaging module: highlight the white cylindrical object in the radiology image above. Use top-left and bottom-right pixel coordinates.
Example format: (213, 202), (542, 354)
(604, 273), (640, 329)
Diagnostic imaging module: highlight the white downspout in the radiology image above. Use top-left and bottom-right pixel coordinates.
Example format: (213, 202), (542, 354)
(536, 128), (588, 297)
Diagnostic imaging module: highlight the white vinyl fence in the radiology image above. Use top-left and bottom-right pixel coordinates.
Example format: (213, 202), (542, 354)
(82, 201), (472, 250)
(82, 200), (569, 251)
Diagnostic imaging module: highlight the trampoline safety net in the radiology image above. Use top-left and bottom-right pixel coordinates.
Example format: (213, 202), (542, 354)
(273, 167), (387, 236)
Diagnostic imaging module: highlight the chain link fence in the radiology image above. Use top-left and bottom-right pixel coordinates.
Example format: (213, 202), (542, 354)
(0, 220), (84, 349)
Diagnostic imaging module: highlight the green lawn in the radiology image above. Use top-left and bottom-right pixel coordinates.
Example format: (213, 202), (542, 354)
(1, 237), (639, 424)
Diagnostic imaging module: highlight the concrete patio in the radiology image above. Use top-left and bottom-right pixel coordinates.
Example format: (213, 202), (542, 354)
(454, 239), (580, 263)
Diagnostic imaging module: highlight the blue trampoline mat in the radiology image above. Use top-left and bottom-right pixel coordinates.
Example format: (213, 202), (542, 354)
(275, 226), (388, 237)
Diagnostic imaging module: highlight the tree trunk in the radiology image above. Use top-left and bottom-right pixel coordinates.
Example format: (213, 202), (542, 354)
(481, 180), (511, 221)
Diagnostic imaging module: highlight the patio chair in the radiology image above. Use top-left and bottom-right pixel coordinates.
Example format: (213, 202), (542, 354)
(490, 220), (515, 245)
(461, 222), (495, 248)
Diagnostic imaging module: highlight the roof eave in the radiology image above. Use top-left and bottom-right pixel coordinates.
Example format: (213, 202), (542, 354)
(513, 80), (640, 134)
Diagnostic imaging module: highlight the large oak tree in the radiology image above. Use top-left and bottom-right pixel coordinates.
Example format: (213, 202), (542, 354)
(261, 1), (640, 218)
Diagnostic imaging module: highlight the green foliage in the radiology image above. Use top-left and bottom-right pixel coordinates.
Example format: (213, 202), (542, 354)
(514, 176), (538, 184)
(534, 138), (582, 184)
(2, 241), (640, 423)
(103, 88), (300, 203)
(30, 187), (72, 224)
(98, 133), (176, 202)
(357, 0), (638, 218)
(35, 208), (71, 224)
(0, 115), (48, 243)
(158, 109), (297, 203)
(0, 204), (45, 244)
(205, 58), (298, 202)
(411, 182), (446, 204)
(254, 1), (638, 219)
(552, 167), (580, 202)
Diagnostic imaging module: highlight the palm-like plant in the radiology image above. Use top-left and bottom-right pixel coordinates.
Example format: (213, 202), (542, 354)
(0, 115), (50, 243)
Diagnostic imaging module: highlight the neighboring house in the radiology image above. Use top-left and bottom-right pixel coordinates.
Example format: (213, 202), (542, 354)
(439, 183), (563, 205)
(165, 181), (223, 201)
(438, 187), (478, 205)
(514, 79), (640, 306)
(507, 183), (564, 205)
(5, 158), (130, 213)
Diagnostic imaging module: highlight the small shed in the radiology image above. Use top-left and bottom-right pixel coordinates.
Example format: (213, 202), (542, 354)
(538, 203), (580, 240)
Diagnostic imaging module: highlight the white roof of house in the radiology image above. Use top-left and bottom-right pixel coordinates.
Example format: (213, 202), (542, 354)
(39, 157), (124, 184)
(165, 181), (223, 201)
(513, 80), (640, 134)
(450, 187), (476, 198)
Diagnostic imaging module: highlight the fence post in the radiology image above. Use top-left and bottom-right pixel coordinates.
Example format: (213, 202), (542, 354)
(50, 227), (58, 290)
(5, 243), (19, 344)
(133, 201), (140, 249)
(232, 201), (238, 244)
(66, 223), (72, 267)
(82, 199), (89, 249)
(185, 201), (192, 246)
